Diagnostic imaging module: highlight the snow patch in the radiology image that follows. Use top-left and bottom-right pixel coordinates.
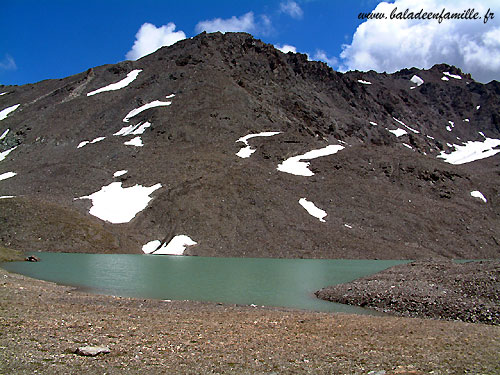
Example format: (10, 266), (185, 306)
(114, 121), (152, 136)
(402, 143), (413, 149)
(277, 144), (344, 176)
(91, 137), (105, 143)
(470, 191), (487, 203)
(476, 105), (481, 110)
(410, 75), (424, 86)
(124, 136), (143, 147)
(0, 146), (16, 162)
(344, 224), (353, 229)
(298, 198), (327, 222)
(123, 98), (172, 122)
(446, 126), (452, 132)
(387, 128), (407, 137)
(77, 137), (105, 148)
(357, 79), (371, 85)
(77, 182), (162, 224)
(426, 135), (435, 140)
(150, 235), (197, 255)
(235, 131), (281, 158)
(437, 138), (500, 165)
(236, 146), (255, 158)
(443, 71), (462, 80)
(0, 195), (14, 199)
(0, 104), (20, 121)
(441, 76), (449, 81)
(87, 69), (142, 96)
(142, 240), (162, 254)
(0, 92), (8, 96)
(0, 171), (17, 181)
(479, 132), (486, 138)
(464, 119), (470, 122)
(369, 121), (378, 126)
(0, 128), (8, 140)
(113, 170), (128, 177)
(393, 117), (419, 134)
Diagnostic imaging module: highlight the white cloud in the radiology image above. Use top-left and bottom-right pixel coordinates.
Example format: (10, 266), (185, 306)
(280, 1), (304, 19)
(195, 12), (271, 35)
(313, 50), (338, 67)
(0, 54), (16, 71)
(276, 44), (297, 53)
(340, 0), (500, 82)
(126, 22), (186, 60)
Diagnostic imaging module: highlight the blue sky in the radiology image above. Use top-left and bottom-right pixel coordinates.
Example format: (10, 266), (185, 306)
(1, 0), (499, 85)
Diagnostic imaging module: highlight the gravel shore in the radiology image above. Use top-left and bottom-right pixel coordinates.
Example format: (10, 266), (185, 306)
(316, 261), (500, 325)
(1, 267), (499, 374)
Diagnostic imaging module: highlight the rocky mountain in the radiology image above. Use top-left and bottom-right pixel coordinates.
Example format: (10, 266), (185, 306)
(0, 32), (499, 259)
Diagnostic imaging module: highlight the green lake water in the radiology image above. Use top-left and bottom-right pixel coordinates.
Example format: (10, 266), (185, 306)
(2, 253), (409, 314)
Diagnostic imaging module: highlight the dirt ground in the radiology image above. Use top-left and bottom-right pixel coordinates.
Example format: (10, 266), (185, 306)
(1, 267), (499, 374)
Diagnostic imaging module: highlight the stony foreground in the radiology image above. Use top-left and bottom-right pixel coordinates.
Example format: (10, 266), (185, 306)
(316, 261), (500, 325)
(1, 268), (499, 374)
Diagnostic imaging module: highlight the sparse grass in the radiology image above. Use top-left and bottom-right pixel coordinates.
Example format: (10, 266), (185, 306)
(0, 246), (24, 262)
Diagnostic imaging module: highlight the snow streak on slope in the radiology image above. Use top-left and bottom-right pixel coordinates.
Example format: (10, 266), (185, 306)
(236, 131), (281, 158)
(77, 137), (106, 149)
(437, 138), (500, 164)
(393, 118), (419, 134)
(144, 235), (198, 255)
(299, 198), (327, 222)
(470, 191), (487, 203)
(123, 97), (173, 122)
(77, 182), (162, 224)
(277, 145), (345, 176)
(114, 122), (152, 136)
(87, 70), (143, 96)
(113, 170), (128, 177)
(443, 71), (462, 80)
(357, 80), (371, 85)
(0, 129), (9, 140)
(387, 128), (407, 137)
(124, 137), (143, 147)
(0, 171), (17, 181)
(0, 104), (20, 121)
(0, 146), (17, 162)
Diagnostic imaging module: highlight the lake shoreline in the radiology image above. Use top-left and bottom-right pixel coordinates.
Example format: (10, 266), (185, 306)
(1, 267), (499, 374)
(316, 260), (500, 325)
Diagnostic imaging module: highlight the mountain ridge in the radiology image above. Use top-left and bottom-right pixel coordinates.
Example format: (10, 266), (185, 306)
(0, 32), (499, 259)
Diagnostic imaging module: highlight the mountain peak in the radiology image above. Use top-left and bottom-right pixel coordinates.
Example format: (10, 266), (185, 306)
(0, 32), (499, 259)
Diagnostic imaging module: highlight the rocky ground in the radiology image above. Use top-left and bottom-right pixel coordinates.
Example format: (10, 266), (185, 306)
(316, 261), (500, 325)
(1, 266), (499, 374)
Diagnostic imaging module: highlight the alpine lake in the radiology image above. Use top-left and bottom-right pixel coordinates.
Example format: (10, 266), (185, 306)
(2, 253), (410, 314)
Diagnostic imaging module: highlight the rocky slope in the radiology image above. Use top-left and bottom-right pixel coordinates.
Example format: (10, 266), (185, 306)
(316, 260), (500, 324)
(0, 32), (499, 259)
